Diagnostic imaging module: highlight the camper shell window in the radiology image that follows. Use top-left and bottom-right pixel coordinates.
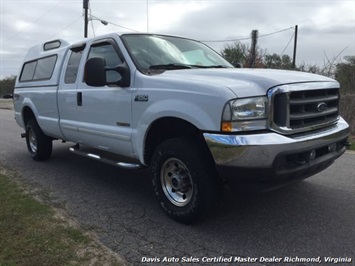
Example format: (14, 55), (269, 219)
(20, 55), (57, 82)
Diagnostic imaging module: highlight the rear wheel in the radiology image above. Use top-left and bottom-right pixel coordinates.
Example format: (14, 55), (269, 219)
(26, 119), (52, 161)
(151, 137), (221, 223)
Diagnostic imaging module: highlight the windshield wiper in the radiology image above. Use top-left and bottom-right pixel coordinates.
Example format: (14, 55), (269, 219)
(148, 63), (231, 71)
(189, 65), (230, 69)
(149, 63), (192, 70)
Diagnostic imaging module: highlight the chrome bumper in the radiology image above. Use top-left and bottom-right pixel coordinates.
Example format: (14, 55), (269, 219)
(204, 117), (350, 180)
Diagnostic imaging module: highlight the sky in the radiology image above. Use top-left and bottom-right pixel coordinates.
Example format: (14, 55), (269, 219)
(0, 0), (354, 79)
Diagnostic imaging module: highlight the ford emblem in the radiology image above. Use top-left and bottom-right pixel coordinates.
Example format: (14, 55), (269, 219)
(317, 102), (327, 112)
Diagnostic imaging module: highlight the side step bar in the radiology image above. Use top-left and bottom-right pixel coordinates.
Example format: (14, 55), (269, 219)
(69, 145), (143, 170)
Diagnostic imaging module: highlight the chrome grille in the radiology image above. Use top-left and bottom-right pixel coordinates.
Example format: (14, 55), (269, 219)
(269, 82), (340, 135)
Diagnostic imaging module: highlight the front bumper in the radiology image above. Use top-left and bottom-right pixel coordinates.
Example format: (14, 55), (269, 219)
(204, 117), (350, 185)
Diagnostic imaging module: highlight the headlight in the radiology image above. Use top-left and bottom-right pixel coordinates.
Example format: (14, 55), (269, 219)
(221, 96), (268, 132)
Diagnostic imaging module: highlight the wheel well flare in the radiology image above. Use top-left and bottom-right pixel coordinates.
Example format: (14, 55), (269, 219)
(144, 117), (204, 165)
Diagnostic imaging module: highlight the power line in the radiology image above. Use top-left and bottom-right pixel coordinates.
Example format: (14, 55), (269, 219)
(45, 15), (83, 41)
(94, 17), (140, 33)
(201, 36), (250, 43)
(259, 27), (294, 39)
(1, 12), (82, 62)
(201, 26), (294, 43)
(86, 13), (139, 35)
(280, 32), (295, 56)
(89, 3), (96, 37)
(1, 0), (64, 44)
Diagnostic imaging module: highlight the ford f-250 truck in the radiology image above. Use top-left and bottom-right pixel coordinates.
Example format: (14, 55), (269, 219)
(7, 33), (350, 223)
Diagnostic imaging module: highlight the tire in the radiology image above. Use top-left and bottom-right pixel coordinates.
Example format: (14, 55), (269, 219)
(151, 137), (221, 223)
(25, 119), (52, 161)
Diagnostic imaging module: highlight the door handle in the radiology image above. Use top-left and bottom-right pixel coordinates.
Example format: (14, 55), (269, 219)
(77, 92), (82, 106)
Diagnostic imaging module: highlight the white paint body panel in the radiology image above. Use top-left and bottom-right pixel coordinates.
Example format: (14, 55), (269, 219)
(13, 33), (341, 165)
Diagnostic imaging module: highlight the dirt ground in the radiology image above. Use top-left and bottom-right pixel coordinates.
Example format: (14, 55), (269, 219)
(0, 99), (14, 110)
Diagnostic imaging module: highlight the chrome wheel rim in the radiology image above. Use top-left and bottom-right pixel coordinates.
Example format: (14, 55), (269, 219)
(160, 158), (193, 207)
(28, 129), (37, 153)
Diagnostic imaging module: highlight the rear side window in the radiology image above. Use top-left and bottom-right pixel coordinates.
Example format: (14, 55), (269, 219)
(20, 61), (37, 81)
(20, 55), (57, 82)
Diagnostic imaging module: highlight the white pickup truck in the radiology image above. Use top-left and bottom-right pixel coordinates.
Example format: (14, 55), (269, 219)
(7, 33), (350, 223)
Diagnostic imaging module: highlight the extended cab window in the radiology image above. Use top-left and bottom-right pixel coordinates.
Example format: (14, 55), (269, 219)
(87, 42), (122, 83)
(65, 50), (83, 84)
(20, 55), (57, 82)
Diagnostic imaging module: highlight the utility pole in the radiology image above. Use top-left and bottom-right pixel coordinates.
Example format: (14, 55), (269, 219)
(292, 25), (298, 69)
(249, 30), (258, 68)
(83, 0), (89, 38)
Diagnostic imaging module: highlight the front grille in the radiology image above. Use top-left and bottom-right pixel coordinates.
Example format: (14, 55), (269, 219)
(269, 82), (340, 134)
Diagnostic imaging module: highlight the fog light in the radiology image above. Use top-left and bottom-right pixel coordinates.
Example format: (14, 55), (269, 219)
(328, 143), (337, 152)
(304, 150), (316, 162)
(309, 150), (316, 160)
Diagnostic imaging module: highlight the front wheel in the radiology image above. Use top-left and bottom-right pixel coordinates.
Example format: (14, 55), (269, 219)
(26, 119), (52, 161)
(151, 137), (221, 223)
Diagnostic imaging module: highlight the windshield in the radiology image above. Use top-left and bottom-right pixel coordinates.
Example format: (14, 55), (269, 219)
(121, 34), (233, 73)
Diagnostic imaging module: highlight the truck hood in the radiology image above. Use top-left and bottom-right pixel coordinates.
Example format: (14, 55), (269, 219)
(158, 68), (336, 97)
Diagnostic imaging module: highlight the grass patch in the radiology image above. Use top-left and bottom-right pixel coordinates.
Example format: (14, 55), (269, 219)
(0, 167), (123, 266)
(348, 136), (355, 151)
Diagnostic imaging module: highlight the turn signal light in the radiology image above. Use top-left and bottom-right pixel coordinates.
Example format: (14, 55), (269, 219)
(221, 122), (232, 132)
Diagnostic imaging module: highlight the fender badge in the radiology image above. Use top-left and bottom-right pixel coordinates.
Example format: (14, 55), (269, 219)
(134, 95), (149, 102)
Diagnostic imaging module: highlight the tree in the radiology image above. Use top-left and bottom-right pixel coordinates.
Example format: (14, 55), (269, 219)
(264, 54), (293, 70)
(0, 76), (16, 97)
(220, 42), (248, 67)
(221, 41), (265, 68)
(335, 56), (355, 94)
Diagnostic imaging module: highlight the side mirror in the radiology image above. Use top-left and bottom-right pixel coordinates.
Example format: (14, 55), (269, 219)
(85, 57), (107, 87)
(85, 57), (131, 88)
(112, 62), (131, 87)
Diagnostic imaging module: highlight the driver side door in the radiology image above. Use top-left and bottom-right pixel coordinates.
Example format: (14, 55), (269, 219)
(74, 39), (133, 157)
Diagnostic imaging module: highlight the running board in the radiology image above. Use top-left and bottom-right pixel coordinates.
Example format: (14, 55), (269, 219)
(69, 145), (143, 170)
